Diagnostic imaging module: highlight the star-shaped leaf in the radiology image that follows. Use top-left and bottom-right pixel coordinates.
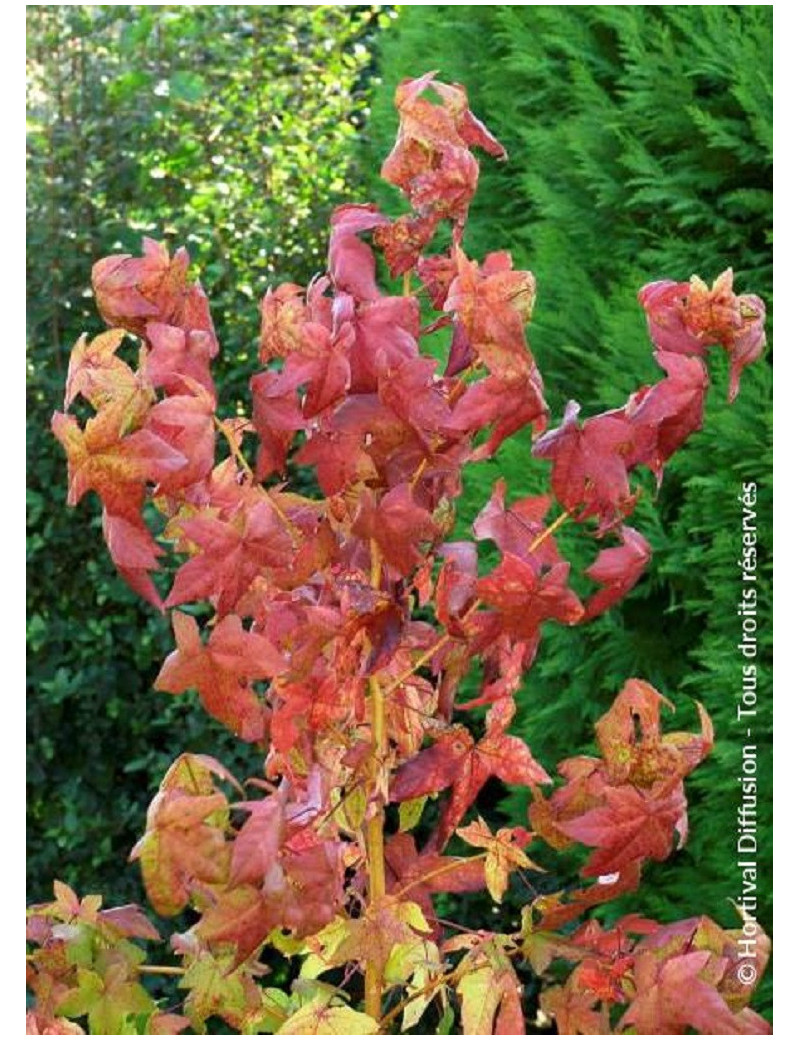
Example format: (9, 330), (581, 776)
(476, 554), (584, 642)
(391, 698), (549, 843)
(92, 237), (217, 344)
(456, 941), (524, 1035)
(456, 817), (539, 902)
(276, 998), (378, 1035)
(129, 754), (233, 916)
(583, 526), (651, 621)
(165, 499), (294, 616)
(155, 612), (282, 741)
(533, 400), (639, 531)
(52, 409), (186, 516)
(144, 322), (217, 397)
(558, 783), (687, 877)
(353, 483), (439, 578)
(64, 329), (142, 411)
(620, 949), (769, 1035)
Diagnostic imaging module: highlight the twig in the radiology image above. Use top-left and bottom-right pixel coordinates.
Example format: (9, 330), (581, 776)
(213, 415), (253, 479)
(383, 602), (480, 699)
(526, 510), (571, 554)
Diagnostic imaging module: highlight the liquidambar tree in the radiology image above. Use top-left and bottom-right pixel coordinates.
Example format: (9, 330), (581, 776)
(29, 73), (770, 1035)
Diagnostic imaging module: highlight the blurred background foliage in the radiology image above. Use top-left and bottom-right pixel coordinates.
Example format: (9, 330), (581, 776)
(364, 4), (772, 1013)
(26, 3), (393, 906)
(28, 2), (771, 1017)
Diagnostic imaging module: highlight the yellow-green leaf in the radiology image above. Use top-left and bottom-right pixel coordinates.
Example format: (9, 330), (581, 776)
(399, 796), (428, 832)
(277, 999), (379, 1035)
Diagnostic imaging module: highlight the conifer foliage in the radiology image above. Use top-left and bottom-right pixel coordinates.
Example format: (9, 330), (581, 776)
(364, 7), (773, 966)
(30, 73), (770, 1035)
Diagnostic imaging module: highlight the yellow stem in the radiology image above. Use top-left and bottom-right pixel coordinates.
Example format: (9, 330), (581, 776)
(379, 963), (465, 1030)
(260, 487), (302, 548)
(365, 540), (387, 1025)
(526, 509), (571, 554)
(213, 415), (253, 479)
(409, 457), (428, 490)
(403, 271), (412, 297)
(370, 537), (382, 588)
(383, 601), (480, 699)
(379, 926), (529, 1029)
(366, 677), (387, 904)
(138, 965), (185, 977)
(446, 361), (481, 405)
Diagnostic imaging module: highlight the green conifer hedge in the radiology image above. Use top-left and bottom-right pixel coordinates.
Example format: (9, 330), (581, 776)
(364, 4), (772, 1009)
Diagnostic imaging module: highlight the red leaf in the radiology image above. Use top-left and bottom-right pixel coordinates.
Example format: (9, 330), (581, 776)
(277, 838), (345, 937)
(594, 678), (712, 787)
(385, 832), (485, 912)
(382, 73), (505, 223)
(147, 1013), (191, 1035)
(558, 783), (687, 877)
(417, 254), (458, 310)
(483, 697), (552, 792)
(389, 727), (474, 804)
(165, 500), (294, 616)
(444, 319), (474, 377)
(443, 248), (535, 383)
(145, 387), (217, 493)
(457, 640), (529, 711)
(639, 269), (766, 402)
(130, 766), (230, 917)
(301, 340), (352, 419)
(583, 526), (651, 620)
(52, 409), (187, 516)
(92, 238), (217, 346)
(350, 295), (420, 393)
(533, 861), (643, 931)
(638, 279), (701, 356)
(435, 541), (478, 634)
(144, 322), (216, 397)
(250, 365), (308, 480)
(620, 950), (766, 1034)
(473, 480), (562, 570)
(194, 884), (277, 963)
(26, 1011), (86, 1035)
(294, 391), (411, 494)
(102, 510), (164, 610)
(476, 554), (584, 641)
(391, 699), (549, 843)
(625, 350), (708, 479)
(328, 204), (390, 302)
(450, 371), (548, 460)
(155, 612), (281, 741)
(64, 329), (141, 411)
(229, 796), (285, 888)
(373, 212), (440, 278)
(377, 354), (452, 449)
(533, 401), (639, 530)
(536, 680), (714, 882)
(353, 484), (439, 578)
(726, 293), (767, 403)
(259, 282), (307, 362)
(540, 976), (611, 1036)
(97, 904), (160, 941)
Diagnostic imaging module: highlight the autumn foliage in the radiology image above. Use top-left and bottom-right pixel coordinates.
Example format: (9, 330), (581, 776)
(29, 73), (770, 1034)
